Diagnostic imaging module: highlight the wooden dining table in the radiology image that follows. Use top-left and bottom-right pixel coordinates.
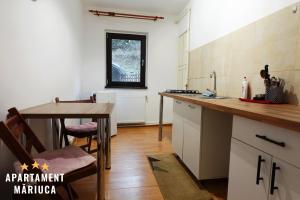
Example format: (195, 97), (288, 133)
(20, 102), (113, 200)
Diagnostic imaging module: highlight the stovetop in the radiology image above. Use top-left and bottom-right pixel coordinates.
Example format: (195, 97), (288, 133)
(165, 89), (201, 94)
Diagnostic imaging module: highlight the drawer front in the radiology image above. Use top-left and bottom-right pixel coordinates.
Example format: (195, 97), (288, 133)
(232, 116), (300, 168)
(173, 100), (185, 117)
(183, 102), (202, 124)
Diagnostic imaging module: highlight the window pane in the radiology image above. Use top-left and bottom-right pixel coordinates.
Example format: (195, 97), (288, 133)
(111, 39), (141, 82)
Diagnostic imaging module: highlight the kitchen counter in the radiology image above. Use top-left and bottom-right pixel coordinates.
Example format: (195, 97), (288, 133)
(158, 92), (300, 140)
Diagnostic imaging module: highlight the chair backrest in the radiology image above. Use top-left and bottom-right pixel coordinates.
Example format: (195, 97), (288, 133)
(0, 107), (46, 172)
(55, 96), (96, 129)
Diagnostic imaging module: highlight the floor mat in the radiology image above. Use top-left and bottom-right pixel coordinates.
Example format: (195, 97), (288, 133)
(148, 154), (213, 200)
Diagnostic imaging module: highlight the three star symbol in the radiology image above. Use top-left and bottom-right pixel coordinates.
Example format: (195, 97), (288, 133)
(20, 161), (49, 171)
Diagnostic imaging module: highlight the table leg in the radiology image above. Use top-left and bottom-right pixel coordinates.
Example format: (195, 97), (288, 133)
(105, 117), (111, 169)
(51, 118), (58, 150)
(158, 95), (164, 141)
(97, 118), (105, 200)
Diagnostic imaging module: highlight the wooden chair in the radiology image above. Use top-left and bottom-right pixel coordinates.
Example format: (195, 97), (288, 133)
(55, 97), (98, 154)
(0, 107), (97, 200)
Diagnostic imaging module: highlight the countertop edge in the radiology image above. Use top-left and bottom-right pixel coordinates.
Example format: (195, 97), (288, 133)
(160, 92), (300, 133)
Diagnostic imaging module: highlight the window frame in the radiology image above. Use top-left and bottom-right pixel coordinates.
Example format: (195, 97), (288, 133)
(105, 32), (147, 89)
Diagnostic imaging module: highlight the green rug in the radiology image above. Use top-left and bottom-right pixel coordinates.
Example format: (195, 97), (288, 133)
(148, 154), (213, 200)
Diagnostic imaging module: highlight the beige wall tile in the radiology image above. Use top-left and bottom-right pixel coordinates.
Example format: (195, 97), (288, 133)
(188, 78), (196, 90)
(254, 36), (297, 72)
(188, 78), (204, 91)
(211, 34), (232, 58)
(284, 70), (300, 104)
(230, 48), (257, 75)
(249, 74), (266, 98)
(200, 44), (213, 76)
(231, 23), (256, 53)
(216, 76), (228, 96)
(255, 13), (280, 45)
(187, 3), (300, 103)
(295, 34), (300, 70)
(276, 3), (300, 40)
(274, 37), (298, 70)
(189, 48), (202, 79)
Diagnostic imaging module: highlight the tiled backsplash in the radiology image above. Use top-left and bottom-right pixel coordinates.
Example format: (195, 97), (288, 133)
(188, 2), (300, 105)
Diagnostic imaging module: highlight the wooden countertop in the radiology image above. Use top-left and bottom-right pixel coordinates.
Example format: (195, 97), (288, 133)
(20, 102), (113, 118)
(160, 92), (300, 133)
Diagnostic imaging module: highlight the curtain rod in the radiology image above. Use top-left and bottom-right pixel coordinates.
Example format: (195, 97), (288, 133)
(89, 10), (164, 21)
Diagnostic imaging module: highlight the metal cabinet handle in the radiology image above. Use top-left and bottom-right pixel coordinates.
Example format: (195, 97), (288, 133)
(188, 105), (196, 109)
(175, 101), (182, 104)
(255, 134), (285, 147)
(256, 155), (265, 185)
(270, 162), (280, 195)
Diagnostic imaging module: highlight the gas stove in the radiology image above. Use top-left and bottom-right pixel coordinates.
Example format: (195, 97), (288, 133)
(165, 89), (201, 94)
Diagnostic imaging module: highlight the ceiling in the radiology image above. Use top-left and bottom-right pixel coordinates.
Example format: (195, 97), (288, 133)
(82, 0), (189, 15)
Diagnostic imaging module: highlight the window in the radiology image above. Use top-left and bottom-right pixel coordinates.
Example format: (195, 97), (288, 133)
(106, 32), (147, 89)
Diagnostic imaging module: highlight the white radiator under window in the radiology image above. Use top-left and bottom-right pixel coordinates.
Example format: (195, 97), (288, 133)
(116, 95), (146, 124)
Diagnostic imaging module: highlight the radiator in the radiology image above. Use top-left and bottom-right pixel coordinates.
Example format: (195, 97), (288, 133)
(116, 95), (146, 124)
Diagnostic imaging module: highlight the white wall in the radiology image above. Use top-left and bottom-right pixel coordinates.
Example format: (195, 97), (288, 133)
(188, 0), (299, 50)
(0, 0), (82, 196)
(0, 0), (83, 119)
(81, 7), (178, 124)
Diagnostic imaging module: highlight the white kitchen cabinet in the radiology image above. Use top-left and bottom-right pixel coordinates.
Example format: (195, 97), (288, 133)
(228, 139), (272, 200)
(172, 100), (185, 159)
(228, 116), (300, 200)
(172, 101), (232, 180)
(183, 118), (201, 178)
(172, 111), (184, 159)
(172, 100), (201, 178)
(269, 158), (300, 200)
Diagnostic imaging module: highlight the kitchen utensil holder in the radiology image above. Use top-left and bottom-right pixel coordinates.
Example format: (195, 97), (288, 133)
(265, 85), (283, 103)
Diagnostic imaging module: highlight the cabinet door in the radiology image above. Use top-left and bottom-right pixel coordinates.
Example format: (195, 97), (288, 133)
(228, 139), (272, 200)
(269, 158), (300, 200)
(172, 112), (184, 159)
(183, 118), (201, 179)
(172, 101), (184, 159)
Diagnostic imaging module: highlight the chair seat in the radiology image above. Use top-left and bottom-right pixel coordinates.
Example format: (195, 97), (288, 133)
(15, 146), (96, 175)
(66, 122), (97, 133)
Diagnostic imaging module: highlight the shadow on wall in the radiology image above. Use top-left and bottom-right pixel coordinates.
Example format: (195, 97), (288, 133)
(284, 86), (299, 105)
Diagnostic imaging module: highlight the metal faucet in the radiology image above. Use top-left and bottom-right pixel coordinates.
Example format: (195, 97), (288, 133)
(209, 70), (217, 96)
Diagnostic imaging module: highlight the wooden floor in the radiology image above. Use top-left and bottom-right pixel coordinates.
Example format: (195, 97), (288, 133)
(71, 126), (227, 200)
